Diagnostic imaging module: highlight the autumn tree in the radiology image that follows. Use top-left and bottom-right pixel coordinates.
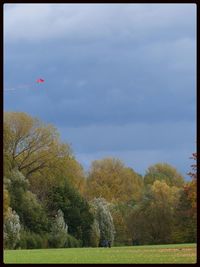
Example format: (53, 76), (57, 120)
(86, 158), (144, 245)
(186, 152), (197, 215)
(172, 188), (196, 243)
(187, 152), (197, 180)
(111, 203), (132, 245)
(4, 112), (72, 178)
(86, 158), (143, 203)
(28, 155), (86, 205)
(172, 152), (197, 243)
(127, 180), (180, 245)
(144, 163), (184, 187)
(4, 112), (86, 200)
(4, 122), (13, 177)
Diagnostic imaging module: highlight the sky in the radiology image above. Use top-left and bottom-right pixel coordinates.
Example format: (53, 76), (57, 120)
(3, 4), (196, 178)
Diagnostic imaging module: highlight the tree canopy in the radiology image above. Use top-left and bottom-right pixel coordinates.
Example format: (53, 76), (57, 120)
(144, 163), (184, 187)
(3, 111), (196, 249)
(86, 158), (143, 203)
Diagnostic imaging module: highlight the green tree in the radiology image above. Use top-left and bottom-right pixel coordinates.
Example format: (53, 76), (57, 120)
(46, 178), (94, 246)
(126, 204), (150, 245)
(7, 170), (49, 233)
(48, 209), (68, 248)
(4, 208), (21, 249)
(3, 188), (10, 219)
(89, 219), (100, 247)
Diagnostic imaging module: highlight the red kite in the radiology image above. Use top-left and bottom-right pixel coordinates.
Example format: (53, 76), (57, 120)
(36, 78), (45, 83)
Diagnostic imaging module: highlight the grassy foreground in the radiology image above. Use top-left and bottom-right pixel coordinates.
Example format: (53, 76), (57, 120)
(4, 243), (196, 264)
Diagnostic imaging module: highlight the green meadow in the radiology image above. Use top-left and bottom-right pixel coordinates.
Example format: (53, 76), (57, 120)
(4, 243), (196, 264)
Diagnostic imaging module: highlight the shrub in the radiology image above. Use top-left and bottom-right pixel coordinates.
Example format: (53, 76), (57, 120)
(4, 208), (21, 249)
(19, 230), (48, 249)
(64, 234), (81, 248)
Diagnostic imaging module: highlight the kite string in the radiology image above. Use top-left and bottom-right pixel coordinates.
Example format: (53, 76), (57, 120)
(4, 84), (32, 91)
(5, 79), (44, 92)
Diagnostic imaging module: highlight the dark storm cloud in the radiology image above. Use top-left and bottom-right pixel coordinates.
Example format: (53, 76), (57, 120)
(4, 37), (196, 127)
(4, 4), (196, 176)
(58, 121), (195, 153)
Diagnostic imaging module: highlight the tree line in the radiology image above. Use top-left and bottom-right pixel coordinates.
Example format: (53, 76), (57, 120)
(3, 112), (197, 249)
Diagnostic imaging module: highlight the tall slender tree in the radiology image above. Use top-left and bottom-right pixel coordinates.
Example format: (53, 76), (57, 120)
(91, 198), (115, 246)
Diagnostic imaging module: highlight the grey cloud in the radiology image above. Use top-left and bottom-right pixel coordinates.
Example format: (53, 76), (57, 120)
(4, 4), (196, 43)
(4, 32), (196, 127)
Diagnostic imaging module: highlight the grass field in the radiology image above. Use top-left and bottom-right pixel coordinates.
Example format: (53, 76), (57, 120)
(4, 243), (196, 264)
